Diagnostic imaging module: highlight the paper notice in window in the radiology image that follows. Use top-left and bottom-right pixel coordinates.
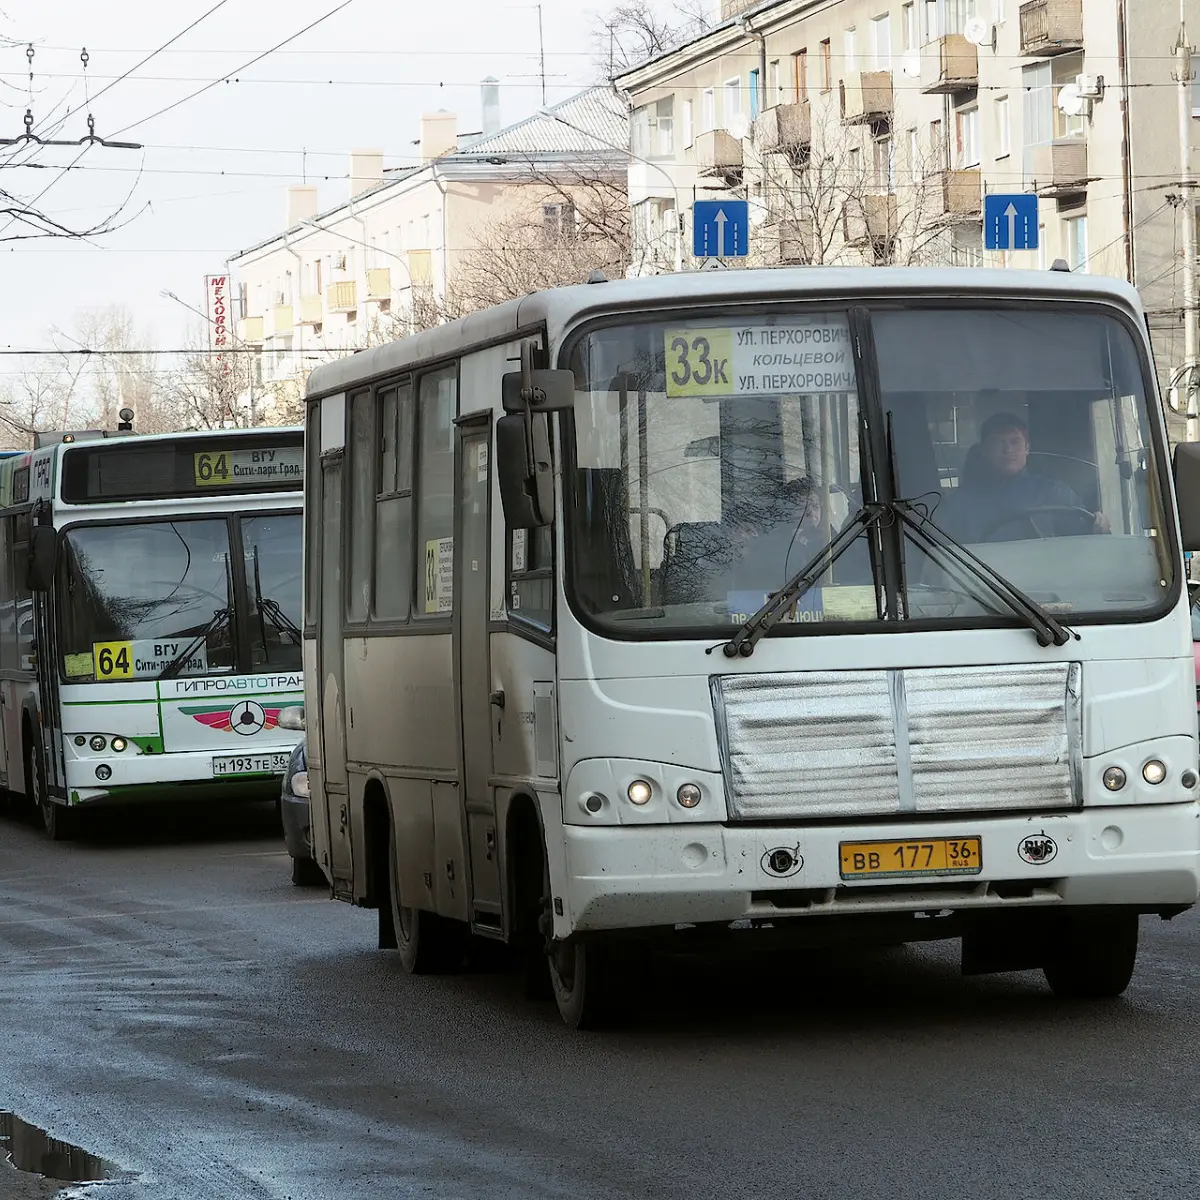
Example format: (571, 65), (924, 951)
(820, 586), (877, 621)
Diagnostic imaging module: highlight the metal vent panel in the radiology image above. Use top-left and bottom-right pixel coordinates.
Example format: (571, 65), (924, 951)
(906, 662), (1079, 812)
(714, 670), (900, 820)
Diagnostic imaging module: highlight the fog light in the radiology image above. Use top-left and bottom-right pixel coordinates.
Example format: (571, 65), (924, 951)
(676, 783), (702, 809)
(1142, 760), (1167, 785)
(1102, 766), (1126, 792)
(95, 764), (111, 781)
(584, 793), (603, 813)
(1183, 770), (1198, 790)
(89, 735), (106, 752)
(73, 735), (86, 747)
(627, 779), (652, 806)
(110, 737), (127, 753)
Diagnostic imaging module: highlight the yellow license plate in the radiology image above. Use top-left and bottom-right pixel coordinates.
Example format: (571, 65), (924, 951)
(839, 837), (983, 880)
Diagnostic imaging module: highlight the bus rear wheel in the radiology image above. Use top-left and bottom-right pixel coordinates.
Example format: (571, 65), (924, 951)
(1043, 912), (1139, 999)
(387, 821), (465, 975)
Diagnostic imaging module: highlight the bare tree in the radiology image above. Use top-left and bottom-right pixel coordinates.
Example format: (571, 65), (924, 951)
(593, 0), (713, 76)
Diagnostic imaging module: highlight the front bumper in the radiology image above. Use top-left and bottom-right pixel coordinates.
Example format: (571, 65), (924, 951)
(558, 803), (1200, 934)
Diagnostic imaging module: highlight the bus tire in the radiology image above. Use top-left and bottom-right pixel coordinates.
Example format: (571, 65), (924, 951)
(31, 747), (73, 842)
(549, 936), (620, 1031)
(290, 856), (326, 887)
(388, 820), (465, 975)
(1043, 912), (1139, 1000)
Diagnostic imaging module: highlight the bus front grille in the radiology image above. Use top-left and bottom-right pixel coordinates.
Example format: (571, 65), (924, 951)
(711, 662), (1081, 821)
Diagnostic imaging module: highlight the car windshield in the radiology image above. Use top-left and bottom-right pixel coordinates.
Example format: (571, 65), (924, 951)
(57, 513), (303, 682)
(565, 304), (1173, 637)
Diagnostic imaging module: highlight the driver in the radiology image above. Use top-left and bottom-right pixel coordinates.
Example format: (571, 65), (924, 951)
(951, 412), (1111, 542)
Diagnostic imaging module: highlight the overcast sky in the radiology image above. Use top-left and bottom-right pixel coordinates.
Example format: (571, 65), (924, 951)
(1, 0), (608, 353)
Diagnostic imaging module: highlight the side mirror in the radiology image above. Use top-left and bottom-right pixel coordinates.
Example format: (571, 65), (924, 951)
(501, 341), (575, 414)
(278, 705), (305, 732)
(1173, 442), (1200, 551)
(497, 413), (552, 529)
(27, 526), (58, 592)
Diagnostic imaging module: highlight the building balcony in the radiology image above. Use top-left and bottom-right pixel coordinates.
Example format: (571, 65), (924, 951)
(1019, 0), (1083, 56)
(366, 268), (391, 301)
(238, 316), (264, 344)
(1028, 139), (1088, 197)
(921, 35), (978, 94)
(694, 129), (744, 182)
(327, 280), (358, 313)
(272, 304), (293, 334)
(755, 102), (811, 157)
(933, 168), (982, 220)
(841, 71), (893, 125)
(843, 192), (898, 245)
(765, 216), (815, 266)
(407, 250), (433, 287)
(296, 295), (322, 326)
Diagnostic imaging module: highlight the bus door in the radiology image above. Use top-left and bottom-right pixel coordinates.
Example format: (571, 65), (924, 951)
(318, 450), (353, 889)
(27, 512), (65, 800)
(452, 412), (502, 930)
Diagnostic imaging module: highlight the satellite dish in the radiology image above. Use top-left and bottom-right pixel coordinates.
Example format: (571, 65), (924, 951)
(964, 16), (993, 48)
(1057, 83), (1085, 117)
(728, 112), (750, 141)
(901, 52), (921, 78)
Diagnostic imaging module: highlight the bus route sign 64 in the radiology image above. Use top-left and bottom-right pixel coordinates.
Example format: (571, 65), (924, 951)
(194, 446), (304, 487)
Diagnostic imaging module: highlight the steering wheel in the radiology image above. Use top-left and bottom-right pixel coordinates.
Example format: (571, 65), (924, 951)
(979, 505), (1096, 541)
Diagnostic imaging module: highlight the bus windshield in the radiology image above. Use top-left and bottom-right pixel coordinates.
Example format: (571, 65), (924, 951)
(57, 513), (303, 682)
(565, 304), (1173, 637)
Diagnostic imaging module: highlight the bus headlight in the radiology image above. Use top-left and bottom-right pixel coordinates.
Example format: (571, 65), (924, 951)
(1142, 760), (1167, 785)
(676, 783), (702, 809)
(1102, 766), (1126, 792)
(110, 737), (127, 753)
(627, 780), (652, 806)
(95, 764), (111, 781)
(89, 735), (106, 752)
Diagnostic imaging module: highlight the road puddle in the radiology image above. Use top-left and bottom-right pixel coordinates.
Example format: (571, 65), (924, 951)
(0, 1111), (118, 1183)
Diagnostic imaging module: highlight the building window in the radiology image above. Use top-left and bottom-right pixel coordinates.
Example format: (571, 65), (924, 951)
(951, 224), (984, 267)
(655, 96), (674, 155)
(795, 48), (808, 100)
(415, 366), (457, 617)
(908, 127), (921, 179)
(631, 104), (651, 158)
(1052, 53), (1085, 138)
(844, 27), (857, 71)
(1065, 214), (1088, 272)
(682, 99), (694, 147)
(930, 118), (944, 161)
(873, 135), (895, 190)
(723, 77), (742, 127)
(957, 105), (980, 167)
(702, 87), (716, 132)
(820, 40), (832, 92)
(749, 68), (760, 119)
(995, 95), (1010, 157)
(924, 0), (940, 39)
(543, 202), (577, 241)
(902, 2), (917, 51)
(872, 14), (892, 69)
(770, 59), (783, 106)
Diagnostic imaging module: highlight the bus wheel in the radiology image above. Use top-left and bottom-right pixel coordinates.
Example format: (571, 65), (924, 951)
(1043, 912), (1139, 999)
(549, 936), (619, 1030)
(290, 856), (326, 887)
(32, 753), (73, 842)
(387, 821), (464, 975)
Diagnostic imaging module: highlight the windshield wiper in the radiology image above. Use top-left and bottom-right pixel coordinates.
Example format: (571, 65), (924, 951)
(892, 501), (1076, 648)
(716, 504), (888, 658)
(158, 607), (231, 679)
(250, 546), (302, 658)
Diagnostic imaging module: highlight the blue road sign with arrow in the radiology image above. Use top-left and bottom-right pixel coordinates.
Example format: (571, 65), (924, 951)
(693, 199), (749, 259)
(984, 193), (1039, 252)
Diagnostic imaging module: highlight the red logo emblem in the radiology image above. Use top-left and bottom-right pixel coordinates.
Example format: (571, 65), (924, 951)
(181, 700), (280, 736)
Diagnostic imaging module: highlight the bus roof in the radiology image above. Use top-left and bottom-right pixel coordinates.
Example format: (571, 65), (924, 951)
(304, 266), (1146, 401)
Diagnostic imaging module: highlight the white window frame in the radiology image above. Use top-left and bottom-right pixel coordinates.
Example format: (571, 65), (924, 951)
(902, 3), (917, 51)
(844, 27), (858, 72)
(682, 99), (694, 148)
(958, 105), (980, 168)
(872, 14), (892, 69)
(702, 87), (716, 132)
(723, 77), (742, 127)
(994, 95), (1010, 157)
(1065, 214), (1088, 272)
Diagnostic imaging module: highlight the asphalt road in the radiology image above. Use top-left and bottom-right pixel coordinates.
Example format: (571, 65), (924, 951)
(1, 803), (1199, 1200)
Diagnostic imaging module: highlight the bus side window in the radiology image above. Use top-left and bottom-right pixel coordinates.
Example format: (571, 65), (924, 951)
(374, 380), (414, 622)
(415, 367), (457, 619)
(509, 525), (553, 630)
(12, 513), (31, 671)
(345, 389), (376, 624)
(0, 517), (12, 672)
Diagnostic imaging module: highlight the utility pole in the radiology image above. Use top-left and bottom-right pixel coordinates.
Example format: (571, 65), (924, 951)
(1176, 17), (1199, 440)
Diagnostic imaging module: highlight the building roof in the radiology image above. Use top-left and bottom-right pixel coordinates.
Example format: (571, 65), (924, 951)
(229, 86), (628, 264)
(455, 86), (628, 158)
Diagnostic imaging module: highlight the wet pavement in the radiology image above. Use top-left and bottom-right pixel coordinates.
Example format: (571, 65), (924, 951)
(2, 802), (1200, 1200)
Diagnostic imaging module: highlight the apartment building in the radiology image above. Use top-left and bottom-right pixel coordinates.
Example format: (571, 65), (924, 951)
(227, 84), (627, 394)
(615, 0), (1198, 409)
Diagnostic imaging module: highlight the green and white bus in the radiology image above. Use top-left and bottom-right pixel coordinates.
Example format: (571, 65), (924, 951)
(0, 427), (305, 838)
